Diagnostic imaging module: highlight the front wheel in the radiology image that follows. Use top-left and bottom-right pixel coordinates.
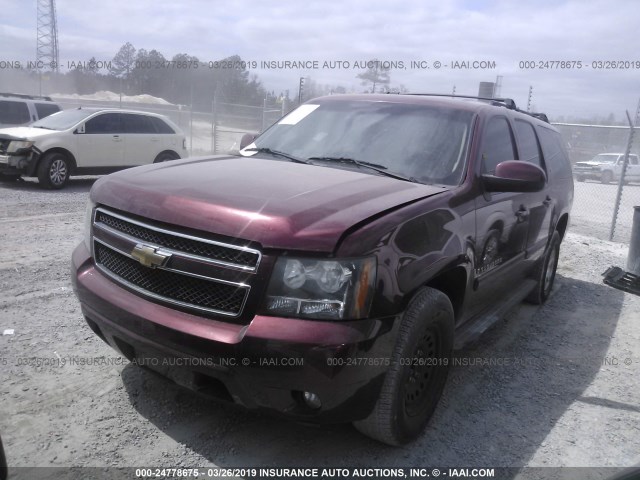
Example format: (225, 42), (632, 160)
(37, 152), (70, 189)
(601, 171), (613, 184)
(353, 287), (454, 446)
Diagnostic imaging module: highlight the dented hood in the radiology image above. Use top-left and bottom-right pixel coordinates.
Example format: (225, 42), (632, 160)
(91, 156), (448, 252)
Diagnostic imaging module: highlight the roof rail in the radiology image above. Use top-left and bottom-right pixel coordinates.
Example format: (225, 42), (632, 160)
(0, 92), (53, 101)
(402, 93), (549, 123)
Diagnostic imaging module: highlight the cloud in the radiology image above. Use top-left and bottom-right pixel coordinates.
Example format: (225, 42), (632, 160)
(1, 0), (639, 118)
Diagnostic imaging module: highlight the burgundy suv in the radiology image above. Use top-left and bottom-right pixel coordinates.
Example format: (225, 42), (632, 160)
(71, 94), (573, 445)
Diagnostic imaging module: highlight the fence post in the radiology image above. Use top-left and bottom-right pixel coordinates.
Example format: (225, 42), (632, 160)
(628, 207), (640, 275)
(262, 98), (267, 132)
(609, 110), (636, 240)
(211, 91), (218, 154)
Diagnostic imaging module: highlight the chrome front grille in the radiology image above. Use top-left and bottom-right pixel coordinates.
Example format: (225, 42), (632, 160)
(92, 207), (258, 318)
(95, 242), (248, 315)
(94, 209), (260, 271)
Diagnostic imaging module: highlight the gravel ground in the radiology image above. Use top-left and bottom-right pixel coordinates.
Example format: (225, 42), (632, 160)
(1, 176), (639, 480)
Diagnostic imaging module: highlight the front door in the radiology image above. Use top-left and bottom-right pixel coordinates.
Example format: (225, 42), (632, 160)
(75, 113), (124, 168)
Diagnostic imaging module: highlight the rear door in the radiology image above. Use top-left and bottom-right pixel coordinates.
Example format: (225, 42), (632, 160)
(75, 113), (125, 168)
(513, 119), (552, 260)
(625, 155), (640, 181)
(121, 113), (161, 166)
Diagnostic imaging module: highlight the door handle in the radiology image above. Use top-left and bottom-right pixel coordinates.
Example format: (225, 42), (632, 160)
(516, 208), (529, 222)
(112, 135), (122, 142)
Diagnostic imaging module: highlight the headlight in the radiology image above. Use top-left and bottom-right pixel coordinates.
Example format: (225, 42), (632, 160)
(262, 256), (376, 320)
(7, 140), (34, 153)
(83, 201), (96, 253)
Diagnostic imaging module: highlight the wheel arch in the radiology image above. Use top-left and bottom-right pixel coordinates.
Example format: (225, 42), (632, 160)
(425, 265), (467, 321)
(35, 148), (77, 175)
(153, 150), (181, 163)
(555, 213), (569, 242)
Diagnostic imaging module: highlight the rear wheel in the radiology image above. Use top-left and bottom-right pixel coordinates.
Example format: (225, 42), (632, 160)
(153, 151), (180, 163)
(526, 231), (560, 305)
(37, 152), (70, 189)
(353, 287), (454, 446)
(576, 175), (585, 182)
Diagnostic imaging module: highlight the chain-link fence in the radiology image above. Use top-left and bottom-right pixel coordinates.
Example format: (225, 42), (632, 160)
(554, 122), (639, 243)
(53, 96), (293, 157)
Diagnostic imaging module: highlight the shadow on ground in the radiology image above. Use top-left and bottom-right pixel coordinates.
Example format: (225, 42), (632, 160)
(0, 176), (97, 192)
(120, 273), (625, 472)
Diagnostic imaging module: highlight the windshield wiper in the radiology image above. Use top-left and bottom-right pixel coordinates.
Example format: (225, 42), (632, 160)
(32, 126), (55, 130)
(308, 156), (419, 183)
(244, 147), (310, 164)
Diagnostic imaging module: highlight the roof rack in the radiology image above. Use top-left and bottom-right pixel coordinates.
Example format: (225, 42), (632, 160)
(402, 93), (549, 123)
(0, 92), (53, 101)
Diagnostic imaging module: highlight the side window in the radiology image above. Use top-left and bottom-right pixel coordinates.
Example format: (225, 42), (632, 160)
(34, 103), (61, 120)
(84, 113), (122, 134)
(630, 156), (639, 166)
(122, 114), (156, 134)
(0, 100), (31, 124)
(149, 116), (175, 134)
(480, 116), (516, 174)
(537, 126), (572, 178)
(514, 120), (542, 168)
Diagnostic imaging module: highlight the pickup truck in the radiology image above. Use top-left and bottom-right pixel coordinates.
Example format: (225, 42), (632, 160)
(573, 153), (640, 183)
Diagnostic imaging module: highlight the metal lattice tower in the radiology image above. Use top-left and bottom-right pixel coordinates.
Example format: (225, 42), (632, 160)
(36, 0), (59, 72)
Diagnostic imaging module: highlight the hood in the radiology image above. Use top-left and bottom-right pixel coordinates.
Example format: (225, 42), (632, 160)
(575, 161), (611, 166)
(91, 156), (448, 252)
(0, 126), (59, 140)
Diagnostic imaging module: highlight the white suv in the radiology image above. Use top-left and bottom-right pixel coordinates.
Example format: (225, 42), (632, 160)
(0, 93), (62, 128)
(0, 108), (188, 189)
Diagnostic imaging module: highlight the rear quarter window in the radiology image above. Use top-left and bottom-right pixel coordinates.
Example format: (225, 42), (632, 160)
(537, 126), (572, 179)
(149, 116), (175, 134)
(34, 102), (61, 120)
(0, 100), (31, 125)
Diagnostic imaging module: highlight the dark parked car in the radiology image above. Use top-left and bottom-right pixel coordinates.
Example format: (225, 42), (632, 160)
(72, 94), (573, 445)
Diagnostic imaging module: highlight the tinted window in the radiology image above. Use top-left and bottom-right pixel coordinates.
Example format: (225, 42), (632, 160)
(34, 103), (61, 119)
(480, 117), (516, 174)
(537, 126), (572, 178)
(85, 113), (122, 134)
(0, 100), (31, 124)
(122, 114), (156, 133)
(149, 116), (175, 134)
(514, 120), (542, 168)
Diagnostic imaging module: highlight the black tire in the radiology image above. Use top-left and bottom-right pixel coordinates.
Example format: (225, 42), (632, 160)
(526, 231), (560, 305)
(154, 151), (179, 163)
(353, 287), (454, 446)
(37, 152), (70, 189)
(601, 171), (613, 184)
(576, 175), (585, 182)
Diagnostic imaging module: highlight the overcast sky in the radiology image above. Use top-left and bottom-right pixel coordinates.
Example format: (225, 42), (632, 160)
(1, 0), (639, 120)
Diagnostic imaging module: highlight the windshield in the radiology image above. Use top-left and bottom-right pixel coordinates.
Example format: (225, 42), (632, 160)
(242, 100), (474, 186)
(31, 109), (96, 130)
(591, 154), (619, 164)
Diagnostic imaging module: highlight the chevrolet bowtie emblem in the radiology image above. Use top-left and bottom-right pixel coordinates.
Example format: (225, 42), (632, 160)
(131, 244), (171, 268)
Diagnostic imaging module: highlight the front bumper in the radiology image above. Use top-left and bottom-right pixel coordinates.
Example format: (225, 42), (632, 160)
(71, 242), (398, 423)
(0, 152), (36, 176)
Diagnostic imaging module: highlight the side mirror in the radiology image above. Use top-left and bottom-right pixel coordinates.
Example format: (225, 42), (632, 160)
(482, 160), (546, 193)
(239, 133), (258, 150)
(75, 123), (85, 134)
